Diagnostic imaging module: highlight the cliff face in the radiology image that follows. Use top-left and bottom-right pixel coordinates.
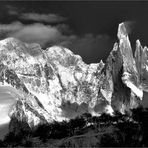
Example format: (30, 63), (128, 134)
(0, 22), (147, 128)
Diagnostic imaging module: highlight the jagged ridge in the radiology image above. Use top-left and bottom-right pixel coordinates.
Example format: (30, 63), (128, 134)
(0, 22), (147, 128)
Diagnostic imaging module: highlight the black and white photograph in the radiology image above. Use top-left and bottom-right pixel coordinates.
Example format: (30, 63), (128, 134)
(0, 0), (148, 147)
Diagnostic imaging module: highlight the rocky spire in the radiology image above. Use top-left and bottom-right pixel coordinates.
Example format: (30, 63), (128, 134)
(117, 23), (143, 100)
(135, 39), (148, 92)
(0, 22), (147, 129)
(117, 22), (128, 39)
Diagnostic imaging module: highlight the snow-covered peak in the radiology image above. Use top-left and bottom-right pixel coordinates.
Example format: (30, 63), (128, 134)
(0, 22), (147, 129)
(117, 22), (128, 39)
(136, 39), (141, 48)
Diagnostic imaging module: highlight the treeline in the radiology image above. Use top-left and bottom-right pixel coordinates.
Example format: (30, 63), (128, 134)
(0, 108), (148, 147)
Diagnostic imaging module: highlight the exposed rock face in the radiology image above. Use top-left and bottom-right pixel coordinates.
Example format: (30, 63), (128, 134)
(0, 22), (147, 128)
(135, 40), (148, 92)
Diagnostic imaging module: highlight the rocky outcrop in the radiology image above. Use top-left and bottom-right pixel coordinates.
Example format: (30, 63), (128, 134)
(0, 22), (147, 128)
(135, 40), (148, 92)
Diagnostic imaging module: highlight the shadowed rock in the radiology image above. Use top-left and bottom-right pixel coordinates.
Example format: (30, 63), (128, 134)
(0, 22), (147, 129)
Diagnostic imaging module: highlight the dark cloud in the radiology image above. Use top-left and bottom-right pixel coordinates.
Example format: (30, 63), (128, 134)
(0, 21), (114, 63)
(0, 22), (22, 32)
(4, 5), (67, 24)
(10, 23), (62, 47)
(123, 21), (136, 35)
(0, 22), (62, 47)
(5, 5), (18, 16)
(20, 13), (67, 23)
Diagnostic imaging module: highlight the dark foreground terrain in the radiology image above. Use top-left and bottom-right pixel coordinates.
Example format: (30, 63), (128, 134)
(0, 106), (148, 147)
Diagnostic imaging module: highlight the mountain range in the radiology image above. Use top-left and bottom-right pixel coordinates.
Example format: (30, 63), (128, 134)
(0, 22), (148, 130)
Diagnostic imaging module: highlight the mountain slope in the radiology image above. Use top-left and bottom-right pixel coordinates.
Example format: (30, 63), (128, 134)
(0, 22), (147, 128)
